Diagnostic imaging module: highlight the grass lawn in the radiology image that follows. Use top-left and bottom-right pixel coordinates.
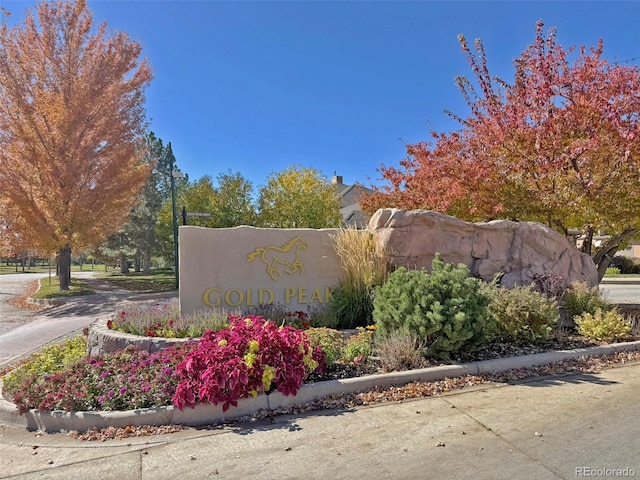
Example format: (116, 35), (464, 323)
(0, 264), (51, 275)
(33, 277), (95, 299)
(0, 264), (99, 275)
(96, 270), (176, 293)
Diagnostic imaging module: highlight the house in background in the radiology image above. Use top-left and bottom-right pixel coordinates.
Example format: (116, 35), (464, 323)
(617, 240), (640, 259)
(331, 173), (373, 228)
(568, 229), (640, 261)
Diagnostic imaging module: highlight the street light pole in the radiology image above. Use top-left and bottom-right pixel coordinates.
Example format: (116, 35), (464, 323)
(170, 169), (183, 290)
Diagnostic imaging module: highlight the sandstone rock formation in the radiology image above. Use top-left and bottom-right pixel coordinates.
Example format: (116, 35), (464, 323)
(368, 209), (598, 290)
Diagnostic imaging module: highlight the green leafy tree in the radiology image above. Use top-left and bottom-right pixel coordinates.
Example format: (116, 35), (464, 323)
(211, 170), (256, 228)
(156, 172), (256, 264)
(257, 165), (342, 228)
(100, 132), (176, 274)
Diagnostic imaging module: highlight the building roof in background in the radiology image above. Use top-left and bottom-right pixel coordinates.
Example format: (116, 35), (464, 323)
(332, 174), (373, 228)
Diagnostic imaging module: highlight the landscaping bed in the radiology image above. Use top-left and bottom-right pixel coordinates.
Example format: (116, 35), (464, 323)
(3, 251), (639, 440)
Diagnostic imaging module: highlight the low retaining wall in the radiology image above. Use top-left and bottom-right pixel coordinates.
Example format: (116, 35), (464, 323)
(86, 318), (357, 356)
(86, 318), (192, 357)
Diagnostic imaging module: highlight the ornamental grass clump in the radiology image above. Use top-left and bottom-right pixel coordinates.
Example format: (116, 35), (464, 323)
(375, 330), (427, 372)
(330, 226), (389, 329)
(108, 303), (231, 338)
(172, 315), (326, 412)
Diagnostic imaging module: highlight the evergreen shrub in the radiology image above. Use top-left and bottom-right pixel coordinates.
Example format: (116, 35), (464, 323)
(372, 255), (495, 360)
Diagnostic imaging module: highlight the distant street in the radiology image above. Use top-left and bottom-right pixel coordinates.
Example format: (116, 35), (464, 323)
(0, 273), (47, 334)
(599, 282), (640, 305)
(0, 272), (165, 368)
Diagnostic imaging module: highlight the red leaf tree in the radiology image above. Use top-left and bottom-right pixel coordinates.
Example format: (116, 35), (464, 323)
(361, 22), (640, 279)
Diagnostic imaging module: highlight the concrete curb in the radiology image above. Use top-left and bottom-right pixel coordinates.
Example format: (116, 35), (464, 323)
(26, 297), (65, 307)
(2, 340), (639, 433)
(600, 278), (640, 285)
(26, 278), (66, 307)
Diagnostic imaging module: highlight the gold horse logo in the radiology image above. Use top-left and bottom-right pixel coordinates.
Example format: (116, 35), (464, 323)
(246, 237), (308, 282)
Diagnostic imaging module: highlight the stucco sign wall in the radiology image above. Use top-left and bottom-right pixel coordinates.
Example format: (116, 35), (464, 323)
(179, 226), (343, 314)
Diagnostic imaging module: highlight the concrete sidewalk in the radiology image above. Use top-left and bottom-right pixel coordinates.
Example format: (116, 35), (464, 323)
(1, 362), (639, 480)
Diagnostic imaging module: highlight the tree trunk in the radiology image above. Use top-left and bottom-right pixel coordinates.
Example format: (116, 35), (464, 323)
(58, 245), (71, 291)
(119, 253), (129, 274)
(134, 256), (141, 273)
(580, 225), (595, 256)
(593, 228), (637, 282)
(143, 249), (152, 275)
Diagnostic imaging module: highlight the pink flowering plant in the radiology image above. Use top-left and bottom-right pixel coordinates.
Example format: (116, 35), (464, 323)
(173, 315), (326, 412)
(9, 343), (196, 414)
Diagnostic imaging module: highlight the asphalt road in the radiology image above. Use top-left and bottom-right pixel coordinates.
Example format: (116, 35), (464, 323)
(0, 272), (160, 368)
(0, 273), (48, 334)
(599, 282), (640, 304)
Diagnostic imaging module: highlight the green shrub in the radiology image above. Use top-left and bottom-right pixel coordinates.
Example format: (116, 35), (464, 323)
(563, 282), (613, 320)
(604, 267), (621, 276)
(373, 255), (495, 360)
(341, 327), (375, 363)
(375, 330), (427, 372)
(575, 308), (631, 342)
(609, 255), (640, 274)
(305, 327), (345, 365)
(482, 282), (559, 345)
(329, 227), (389, 329)
(2, 335), (87, 396)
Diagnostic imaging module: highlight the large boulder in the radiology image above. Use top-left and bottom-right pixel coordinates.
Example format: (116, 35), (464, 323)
(368, 209), (598, 290)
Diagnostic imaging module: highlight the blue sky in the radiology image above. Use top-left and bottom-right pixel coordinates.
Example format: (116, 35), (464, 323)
(3, 1), (640, 190)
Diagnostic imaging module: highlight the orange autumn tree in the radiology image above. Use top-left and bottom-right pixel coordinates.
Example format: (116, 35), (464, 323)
(361, 22), (640, 279)
(0, 0), (153, 289)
